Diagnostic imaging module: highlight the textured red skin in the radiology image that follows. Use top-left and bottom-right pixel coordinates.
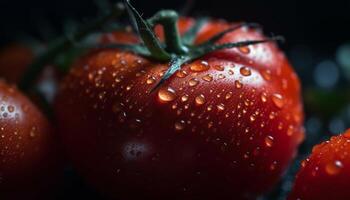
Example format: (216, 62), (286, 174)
(55, 18), (304, 199)
(0, 81), (62, 199)
(289, 129), (350, 200)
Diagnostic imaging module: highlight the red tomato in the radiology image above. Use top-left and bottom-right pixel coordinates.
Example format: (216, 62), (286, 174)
(0, 81), (62, 199)
(55, 18), (304, 199)
(288, 129), (350, 200)
(0, 44), (34, 83)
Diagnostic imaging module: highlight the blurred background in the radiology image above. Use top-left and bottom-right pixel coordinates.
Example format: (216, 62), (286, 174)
(1, 0), (350, 199)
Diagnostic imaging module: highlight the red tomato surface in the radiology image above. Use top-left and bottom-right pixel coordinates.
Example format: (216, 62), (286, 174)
(0, 81), (62, 199)
(289, 129), (350, 200)
(55, 18), (304, 199)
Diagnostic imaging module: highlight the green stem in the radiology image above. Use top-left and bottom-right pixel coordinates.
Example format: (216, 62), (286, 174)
(18, 3), (125, 92)
(148, 10), (188, 54)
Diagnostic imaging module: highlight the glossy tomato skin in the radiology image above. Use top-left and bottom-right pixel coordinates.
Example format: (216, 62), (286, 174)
(289, 129), (350, 200)
(55, 18), (304, 199)
(0, 81), (62, 199)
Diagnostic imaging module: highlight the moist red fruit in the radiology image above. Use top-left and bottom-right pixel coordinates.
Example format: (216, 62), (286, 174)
(289, 129), (350, 200)
(0, 44), (34, 83)
(0, 81), (61, 199)
(55, 17), (304, 199)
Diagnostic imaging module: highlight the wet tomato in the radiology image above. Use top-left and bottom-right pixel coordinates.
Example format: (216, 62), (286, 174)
(289, 129), (350, 200)
(55, 17), (304, 199)
(0, 81), (61, 199)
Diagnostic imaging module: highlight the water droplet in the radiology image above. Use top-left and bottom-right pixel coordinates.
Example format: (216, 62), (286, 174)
(217, 103), (225, 111)
(7, 106), (15, 113)
(240, 66), (252, 76)
(195, 94), (206, 105)
(146, 76), (156, 84)
(158, 87), (176, 102)
(202, 74), (213, 82)
(238, 46), (250, 54)
(190, 61), (209, 72)
(213, 65), (224, 71)
(235, 80), (242, 89)
(250, 115), (256, 122)
(176, 70), (188, 78)
(325, 160), (343, 175)
(225, 92), (233, 100)
(259, 93), (267, 103)
(272, 93), (285, 109)
(261, 70), (272, 81)
(174, 120), (185, 131)
(181, 95), (189, 102)
(218, 74), (226, 79)
(265, 135), (274, 147)
(189, 78), (199, 86)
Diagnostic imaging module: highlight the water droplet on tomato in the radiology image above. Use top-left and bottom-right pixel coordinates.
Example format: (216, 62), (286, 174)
(190, 61), (209, 72)
(174, 120), (185, 131)
(239, 46), (250, 54)
(213, 65), (224, 71)
(261, 70), (272, 81)
(217, 103), (225, 111)
(181, 95), (189, 102)
(202, 74), (213, 82)
(325, 160), (343, 175)
(7, 106), (14, 113)
(158, 87), (176, 102)
(195, 94), (206, 105)
(235, 80), (242, 89)
(189, 78), (199, 86)
(146, 76), (156, 84)
(272, 93), (285, 109)
(225, 92), (233, 100)
(240, 66), (252, 76)
(265, 135), (274, 147)
(261, 93), (268, 102)
(176, 70), (188, 78)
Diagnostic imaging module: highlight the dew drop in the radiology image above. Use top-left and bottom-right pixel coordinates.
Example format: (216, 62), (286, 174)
(181, 95), (189, 102)
(250, 115), (256, 122)
(202, 74), (213, 82)
(176, 70), (188, 78)
(272, 93), (285, 109)
(240, 66), (252, 76)
(213, 65), (224, 71)
(218, 74), (226, 79)
(217, 103), (225, 111)
(235, 80), (243, 89)
(146, 76), (156, 84)
(189, 78), (199, 86)
(265, 135), (274, 147)
(238, 46), (250, 54)
(225, 92), (233, 100)
(261, 92), (268, 102)
(174, 120), (185, 131)
(261, 70), (272, 81)
(7, 106), (15, 113)
(325, 160), (343, 175)
(195, 94), (206, 105)
(158, 87), (176, 102)
(190, 61), (210, 72)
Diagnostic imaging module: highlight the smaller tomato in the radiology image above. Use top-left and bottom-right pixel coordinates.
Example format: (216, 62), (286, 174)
(0, 44), (34, 83)
(288, 129), (350, 200)
(0, 81), (62, 199)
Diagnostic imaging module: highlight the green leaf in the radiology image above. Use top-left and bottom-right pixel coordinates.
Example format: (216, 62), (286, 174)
(124, 0), (171, 61)
(150, 56), (190, 92)
(197, 23), (261, 48)
(192, 36), (284, 59)
(182, 17), (208, 45)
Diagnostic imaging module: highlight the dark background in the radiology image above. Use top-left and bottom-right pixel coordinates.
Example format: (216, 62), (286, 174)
(1, 0), (350, 48)
(1, 0), (350, 199)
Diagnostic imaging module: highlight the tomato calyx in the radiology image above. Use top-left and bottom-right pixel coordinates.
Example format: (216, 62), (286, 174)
(115, 0), (284, 91)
